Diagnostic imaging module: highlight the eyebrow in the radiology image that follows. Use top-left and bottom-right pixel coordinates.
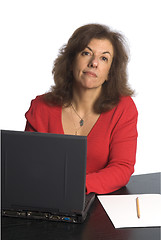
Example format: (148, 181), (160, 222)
(87, 46), (112, 56)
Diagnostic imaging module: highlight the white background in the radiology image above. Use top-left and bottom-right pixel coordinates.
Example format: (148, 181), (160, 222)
(0, 0), (161, 175)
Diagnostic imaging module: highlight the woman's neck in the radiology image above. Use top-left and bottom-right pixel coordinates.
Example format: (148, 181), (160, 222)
(72, 86), (101, 115)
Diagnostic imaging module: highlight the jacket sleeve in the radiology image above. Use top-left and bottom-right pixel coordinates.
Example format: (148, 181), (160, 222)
(86, 98), (138, 194)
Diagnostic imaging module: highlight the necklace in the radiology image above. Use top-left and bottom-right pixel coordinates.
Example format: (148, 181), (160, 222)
(70, 107), (83, 135)
(71, 103), (90, 127)
(70, 103), (91, 135)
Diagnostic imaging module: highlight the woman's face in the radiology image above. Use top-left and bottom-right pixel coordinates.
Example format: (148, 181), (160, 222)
(72, 38), (114, 91)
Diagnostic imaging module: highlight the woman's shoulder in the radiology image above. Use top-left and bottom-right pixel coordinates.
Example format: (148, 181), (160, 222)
(26, 94), (61, 115)
(30, 94), (48, 105)
(30, 94), (45, 105)
(117, 96), (137, 111)
(25, 94), (62, 132)
(115, 96), (138, 118)
(102, 96), (138, 119)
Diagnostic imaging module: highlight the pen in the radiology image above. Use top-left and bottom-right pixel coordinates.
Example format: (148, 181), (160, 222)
(136, 197), (140, 218)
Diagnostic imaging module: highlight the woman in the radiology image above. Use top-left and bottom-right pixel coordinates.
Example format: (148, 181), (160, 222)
(25, 24), (138, 194)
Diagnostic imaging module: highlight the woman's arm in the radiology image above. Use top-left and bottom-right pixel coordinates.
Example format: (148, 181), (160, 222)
(86, 97), (138, 194)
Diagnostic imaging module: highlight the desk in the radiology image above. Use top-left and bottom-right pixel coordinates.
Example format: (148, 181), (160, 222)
(2, 172), (161, 240)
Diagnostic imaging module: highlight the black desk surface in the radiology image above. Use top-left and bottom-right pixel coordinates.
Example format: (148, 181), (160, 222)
(2, 172), (161, 240)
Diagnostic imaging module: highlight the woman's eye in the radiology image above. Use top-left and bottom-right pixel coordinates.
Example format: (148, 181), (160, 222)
(81, 51), (90, 56)
(101, 56), (108, 62)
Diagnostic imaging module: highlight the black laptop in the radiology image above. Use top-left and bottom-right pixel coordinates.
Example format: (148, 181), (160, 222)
(1, 130), (95, 223)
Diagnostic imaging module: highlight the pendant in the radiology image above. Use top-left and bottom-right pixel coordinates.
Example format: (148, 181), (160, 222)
(80, 119), (84, 127)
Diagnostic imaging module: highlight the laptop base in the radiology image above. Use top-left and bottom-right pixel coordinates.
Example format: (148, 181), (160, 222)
(2, 210), (81, 223)
(2, 193), (95, 224)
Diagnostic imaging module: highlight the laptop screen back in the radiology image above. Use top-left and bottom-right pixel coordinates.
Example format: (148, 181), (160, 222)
(1, 130), (87, 214)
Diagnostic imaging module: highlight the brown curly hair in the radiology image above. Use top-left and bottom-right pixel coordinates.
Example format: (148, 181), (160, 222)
(44, 23), (134, 113)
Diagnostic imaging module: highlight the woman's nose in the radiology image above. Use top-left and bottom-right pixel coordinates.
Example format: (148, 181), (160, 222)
(88, 56), (98, 68)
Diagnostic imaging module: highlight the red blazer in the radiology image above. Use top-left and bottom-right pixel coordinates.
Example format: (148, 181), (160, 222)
(25, 95), (138, 194)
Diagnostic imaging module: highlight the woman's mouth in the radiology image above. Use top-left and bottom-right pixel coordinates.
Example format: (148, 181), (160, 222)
(83, 71), (97, 77)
